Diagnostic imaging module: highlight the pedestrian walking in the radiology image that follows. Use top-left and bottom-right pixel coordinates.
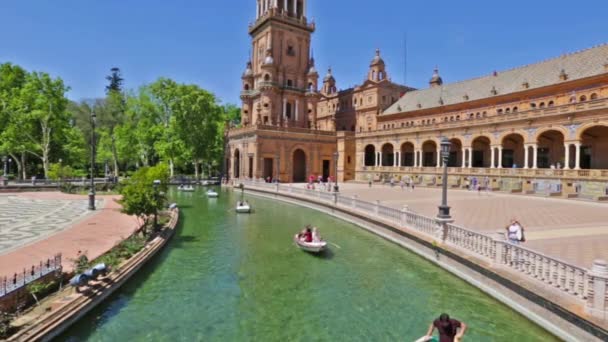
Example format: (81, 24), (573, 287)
(505, 218), (525, 245)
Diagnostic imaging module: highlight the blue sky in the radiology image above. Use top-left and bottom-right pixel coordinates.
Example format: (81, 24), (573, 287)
(1, 0), (607, 105)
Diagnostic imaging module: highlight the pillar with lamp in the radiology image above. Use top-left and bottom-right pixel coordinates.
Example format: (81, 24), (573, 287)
(436, 137), (453, 240)
(88, 110), (97, 211)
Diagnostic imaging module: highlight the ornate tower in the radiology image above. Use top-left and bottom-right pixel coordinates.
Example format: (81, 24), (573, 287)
(240, 0), (317, 128)
(368, 49), (388, 82)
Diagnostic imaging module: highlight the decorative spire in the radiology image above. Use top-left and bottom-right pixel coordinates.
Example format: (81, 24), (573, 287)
(429, 67), (443, 87)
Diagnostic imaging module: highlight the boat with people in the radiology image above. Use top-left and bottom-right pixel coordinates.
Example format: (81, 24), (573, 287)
(235, 200), (252, 213)
(206, 189), (219, 198)
(178, 184), (195, 192)
(294, 225), (327, 253)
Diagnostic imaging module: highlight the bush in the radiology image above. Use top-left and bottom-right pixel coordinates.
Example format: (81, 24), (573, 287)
(0, 311), (15, 339)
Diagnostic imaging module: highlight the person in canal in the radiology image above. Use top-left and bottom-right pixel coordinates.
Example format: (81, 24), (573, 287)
(297, 225), (313, 242)
(423, 313), (467, 342)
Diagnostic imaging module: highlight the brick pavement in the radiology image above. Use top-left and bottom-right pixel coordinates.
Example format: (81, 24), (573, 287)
(0, 192), (138, 277)
(336, 183), (608, 268)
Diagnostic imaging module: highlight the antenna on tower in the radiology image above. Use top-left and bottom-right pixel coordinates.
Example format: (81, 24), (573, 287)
(403, 32), (408, 86)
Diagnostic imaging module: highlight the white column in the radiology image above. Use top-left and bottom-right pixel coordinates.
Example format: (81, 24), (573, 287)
(574, 142), (581, 170)
(295, 100), (299, 122)
(490, 147), (495, 168)
(436, 148), (441, 167)
(293, 0), (297, 16)
(394, 152), (399, 167)
(524, 145), (529, 169)
(468, 148), (473, 168)
(532, 144), (538, 169)
(397, 152), (401, 167)
(282, 98), (287, 120)
(375, 152), (379, 166)
(379, 152), (383, 166)
(284, 0), (288, 12)
(498, 146), (503, 169)
(564, 143), (570, 170)
(461, 148), (466, 168)
(416, 150), (421, 167)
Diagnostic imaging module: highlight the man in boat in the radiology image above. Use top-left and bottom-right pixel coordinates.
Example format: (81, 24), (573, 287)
(424, 313), (466, 342)
(298, 226), (313, 242)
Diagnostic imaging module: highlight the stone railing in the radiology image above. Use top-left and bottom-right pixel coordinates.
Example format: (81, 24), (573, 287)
(0, 254), (62, 297)
(238, 178), (608, 319)
(358, 166), (608, 182)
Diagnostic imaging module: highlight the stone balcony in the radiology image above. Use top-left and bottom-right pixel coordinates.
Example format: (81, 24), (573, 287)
(227, 124), (336, 139)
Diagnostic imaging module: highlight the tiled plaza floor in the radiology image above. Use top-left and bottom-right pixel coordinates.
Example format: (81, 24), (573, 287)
(334, 183), (608, 268)
(0, 192), (137, 277)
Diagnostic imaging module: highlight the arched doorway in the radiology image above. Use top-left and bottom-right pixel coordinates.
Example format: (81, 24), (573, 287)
(364, 145), (376, 166)
(472, 137), (491, 167)
(580, 125), (608, 169)
(400, 142), (415, 166)
(502, 134), (525, 168)
(381, 143), (394, 166)
(422, 140), (437, 166)
(292, 149), (306, 182)
(233, 149), (241, 178)
(537, 130), (565, 168)
(448, 139), (462, 167)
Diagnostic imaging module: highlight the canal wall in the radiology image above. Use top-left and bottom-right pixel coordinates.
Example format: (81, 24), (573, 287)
(239, 183), (607, 342)
(6, 209), (180, 342)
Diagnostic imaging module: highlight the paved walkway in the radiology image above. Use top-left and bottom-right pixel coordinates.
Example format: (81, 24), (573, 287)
(0, 192), (138, 277)
(334, 183), (608, 268)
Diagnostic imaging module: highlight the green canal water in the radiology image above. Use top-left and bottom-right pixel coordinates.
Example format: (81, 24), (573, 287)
(58, 187), (557, 341)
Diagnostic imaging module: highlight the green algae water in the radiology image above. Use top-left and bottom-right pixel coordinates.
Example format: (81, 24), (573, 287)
(58, 187), (557, 341)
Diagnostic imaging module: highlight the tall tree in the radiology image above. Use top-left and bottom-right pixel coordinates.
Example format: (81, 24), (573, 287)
(105, 67), (124, 93)
(4, 70), (70, 178)
(0, 63), (28, 179)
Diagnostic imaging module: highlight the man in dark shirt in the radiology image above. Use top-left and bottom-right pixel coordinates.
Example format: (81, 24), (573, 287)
(425, 313), (467, 342)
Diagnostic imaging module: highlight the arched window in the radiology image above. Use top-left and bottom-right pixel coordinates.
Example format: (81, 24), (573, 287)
(590, 93), (598, 100)
(476, 113), (481, 118)
(530, 103), (536, 108)
(547, 101), (554, 107)
(372, 70), (376, 80)
(580, 95), (587, 102)
(456, 115), (460, 120)
(497, 109), (503, 114)
(378, 71), (384, 80)
(505, 108), (510, 113)
(244, 84), (250, 90)
(401, 122), (405, 127)
(264, 74), (270, 82)
(513, 106), (518, 112)
(539, 102), (545, 108)
(569, 96), (577, 103)
(482, 111), (487, 117)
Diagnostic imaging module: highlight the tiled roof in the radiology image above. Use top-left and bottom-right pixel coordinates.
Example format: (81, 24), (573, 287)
(383, 44), (608, 115)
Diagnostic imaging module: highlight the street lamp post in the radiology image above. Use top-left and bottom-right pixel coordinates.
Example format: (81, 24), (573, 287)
(437, 137), (451, 220)
(333, 151), (339, 192)
(88, 111), (97, 211)
(153, 179), (161, 230)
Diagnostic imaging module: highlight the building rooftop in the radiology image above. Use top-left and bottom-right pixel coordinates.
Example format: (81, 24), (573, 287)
(383, 43), (608, 115)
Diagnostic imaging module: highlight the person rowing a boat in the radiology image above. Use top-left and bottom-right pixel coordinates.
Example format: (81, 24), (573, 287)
(298, 225), (313, 243)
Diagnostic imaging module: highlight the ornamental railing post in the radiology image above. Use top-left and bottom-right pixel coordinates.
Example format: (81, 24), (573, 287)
(352, 195), (358, 209)
(333, 192), (338, 205)
(374, 200), (380, 216)
(493, 239), (505, 266)
(400, 205), (409, 227)
(586, 259), (608, 319)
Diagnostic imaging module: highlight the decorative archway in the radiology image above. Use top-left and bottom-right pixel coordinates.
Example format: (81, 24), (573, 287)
(381, 143), (394, 166)
(502, 133), (525, 168)
(233, 149), (241, 178)
(537, 130), (565, 168)
(421, 140), (437, 167)
(580, 125), (608, 169)
(364, 145), (376, 166)
(400, 142), (415, 167)
(448, 139), (462, 167)
(472, 136), (491, 167)
(292, 149), (306, 182)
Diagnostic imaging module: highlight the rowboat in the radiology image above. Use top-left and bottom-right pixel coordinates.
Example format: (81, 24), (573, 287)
(236, 202), (251, 213)
(293, 234), (327, 253)
(207, 190), (219, 198)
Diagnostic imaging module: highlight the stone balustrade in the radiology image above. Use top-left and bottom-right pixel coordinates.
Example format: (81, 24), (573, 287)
(238, 178), (608, 319)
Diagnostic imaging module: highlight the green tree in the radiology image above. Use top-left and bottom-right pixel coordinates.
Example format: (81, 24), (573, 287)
(0, 63), (28, 179)
(118, 164), (169, 234)
(105, 67), (124, 93)
(4, 70), (70, 178)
